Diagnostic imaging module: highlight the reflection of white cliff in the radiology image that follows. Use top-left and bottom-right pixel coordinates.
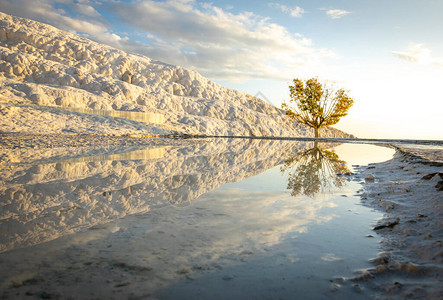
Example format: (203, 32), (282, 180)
(0, 12), (351, 137)
(0, 147), (354, 299)
(0, 139), (311, 252)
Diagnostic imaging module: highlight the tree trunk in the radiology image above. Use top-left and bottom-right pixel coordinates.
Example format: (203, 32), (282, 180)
(314, 127), (319, 138)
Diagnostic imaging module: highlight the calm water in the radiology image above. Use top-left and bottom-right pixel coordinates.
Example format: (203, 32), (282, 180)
(0, 139), (394, 299)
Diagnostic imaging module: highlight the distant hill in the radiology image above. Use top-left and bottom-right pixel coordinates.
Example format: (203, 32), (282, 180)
(0, 11), (351, 138)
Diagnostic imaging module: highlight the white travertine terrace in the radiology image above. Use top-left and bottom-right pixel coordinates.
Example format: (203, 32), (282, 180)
(47, 106), (165, 125)
(0, 12), (351, 137)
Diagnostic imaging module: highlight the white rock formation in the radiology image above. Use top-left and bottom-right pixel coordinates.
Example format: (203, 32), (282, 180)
(0, 12), (351, 137)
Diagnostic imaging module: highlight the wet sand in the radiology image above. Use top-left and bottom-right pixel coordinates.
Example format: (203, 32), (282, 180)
(347, 145), (443, 299)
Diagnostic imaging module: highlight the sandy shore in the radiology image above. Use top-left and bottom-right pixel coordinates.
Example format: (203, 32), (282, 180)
(346, 144), (443, 299)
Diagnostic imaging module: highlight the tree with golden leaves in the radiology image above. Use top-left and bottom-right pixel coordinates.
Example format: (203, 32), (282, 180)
(282, 78), (354, 138)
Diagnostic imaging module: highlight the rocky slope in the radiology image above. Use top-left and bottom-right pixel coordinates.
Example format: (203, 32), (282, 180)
(0, 12), (351, 137)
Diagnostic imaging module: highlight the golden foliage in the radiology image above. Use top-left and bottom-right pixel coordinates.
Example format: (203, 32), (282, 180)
(282, 78), (354, 137)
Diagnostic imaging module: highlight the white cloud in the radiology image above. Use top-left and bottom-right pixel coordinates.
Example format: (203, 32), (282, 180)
(392, 43), (443, 67)
(0, 0), (122, 44)
(392, 43), (431, 63)
(325, 9), (351, 19)
(0, 0), (336, 81)
(54, 0), (102, 17)
(269, 3), (305, 18)
(109, 0), (333, 80)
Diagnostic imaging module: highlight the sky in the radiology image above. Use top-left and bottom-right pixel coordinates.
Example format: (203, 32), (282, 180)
(1, 0), (442, 140)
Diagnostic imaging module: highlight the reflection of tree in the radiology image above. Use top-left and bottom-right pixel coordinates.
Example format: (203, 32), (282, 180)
(280, 144), (351, 197)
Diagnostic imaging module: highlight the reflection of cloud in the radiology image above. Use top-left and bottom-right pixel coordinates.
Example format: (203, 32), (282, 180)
(0, 141), (354, 297)
(182, 187), (338, 258)
(321, 253), (343, 262)
(92, 185), (340, 287)
(0, 177), (342, 296)
(325, 9), (351, 19)
(269, 3), (305, 18)
(196, 191), (316, 248)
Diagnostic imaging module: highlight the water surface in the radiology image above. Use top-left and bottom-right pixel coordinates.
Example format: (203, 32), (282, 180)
(0, 139), (394, 299)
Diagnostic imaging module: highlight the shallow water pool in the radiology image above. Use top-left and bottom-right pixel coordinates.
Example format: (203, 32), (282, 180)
(0, 139), (394, 299)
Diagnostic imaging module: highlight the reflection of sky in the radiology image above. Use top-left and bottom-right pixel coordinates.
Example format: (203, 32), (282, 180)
(333, 143), (395, 167)
(218, 166), (286, 193)
(134, 164), (383, 298)
(196, 185), (335, 248)
(0, 163), (382, 298)
(0, 142), (395, 253)
(0, 142), (396, 298)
